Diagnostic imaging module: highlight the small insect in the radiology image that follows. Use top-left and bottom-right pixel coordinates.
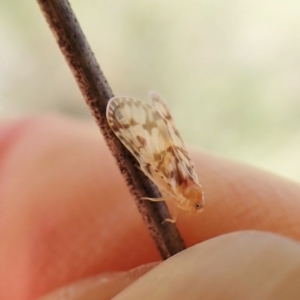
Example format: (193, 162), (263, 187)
(106, 92), (204, 222)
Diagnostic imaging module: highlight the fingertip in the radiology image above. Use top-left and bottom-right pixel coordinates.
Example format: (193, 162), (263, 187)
(114, 231), (300, 300)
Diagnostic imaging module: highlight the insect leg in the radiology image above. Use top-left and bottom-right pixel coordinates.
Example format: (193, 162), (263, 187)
(162, 202), (178, 224)
(141, 197), (165, 201)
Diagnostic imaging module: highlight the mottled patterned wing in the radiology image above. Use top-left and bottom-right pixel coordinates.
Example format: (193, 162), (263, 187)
(149, 92), (198, 182)
(106, 96), (179, 194)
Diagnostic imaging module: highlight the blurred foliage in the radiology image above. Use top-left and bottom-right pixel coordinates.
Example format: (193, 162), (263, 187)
(0, 0), (300, 181)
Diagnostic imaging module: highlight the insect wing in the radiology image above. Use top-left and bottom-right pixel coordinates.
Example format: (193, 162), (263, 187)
(106, 96), (174, 180)
(149, 92), (198, 182)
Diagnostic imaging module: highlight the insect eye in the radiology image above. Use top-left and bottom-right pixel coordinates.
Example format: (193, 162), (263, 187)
(195, 203), (202, 210)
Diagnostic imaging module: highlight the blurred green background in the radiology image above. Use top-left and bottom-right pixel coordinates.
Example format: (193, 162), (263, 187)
(1, 0), (300, 181)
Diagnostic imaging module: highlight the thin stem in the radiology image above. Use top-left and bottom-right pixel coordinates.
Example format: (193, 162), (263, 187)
(36, 0), (185, 258)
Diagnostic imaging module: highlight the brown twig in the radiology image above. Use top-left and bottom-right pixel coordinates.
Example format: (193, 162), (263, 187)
(36, 0), (185, 258)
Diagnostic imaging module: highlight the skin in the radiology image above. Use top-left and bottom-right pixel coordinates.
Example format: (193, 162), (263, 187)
(1, 115), (300, 300)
